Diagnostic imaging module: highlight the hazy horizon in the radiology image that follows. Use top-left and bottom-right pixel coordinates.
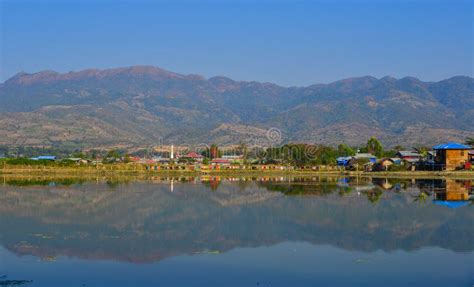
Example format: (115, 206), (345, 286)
(2, 64), (473, 87)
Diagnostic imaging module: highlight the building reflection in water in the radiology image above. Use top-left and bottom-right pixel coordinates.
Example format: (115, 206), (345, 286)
(407, 178), (472, 208)
(0, 175), (472, 265)
(1, 174), (472, 207)
(432, 179), (472, 208)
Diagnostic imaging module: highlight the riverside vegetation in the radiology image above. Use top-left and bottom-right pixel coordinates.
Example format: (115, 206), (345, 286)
(2, 137), (474, 178)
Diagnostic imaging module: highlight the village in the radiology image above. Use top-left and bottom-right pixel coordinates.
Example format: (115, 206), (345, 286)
(2, 140), (473, 173)
(337, 142), (474, 172)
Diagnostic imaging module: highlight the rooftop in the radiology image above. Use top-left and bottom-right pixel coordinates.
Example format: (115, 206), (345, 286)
(183, 152), (204, 158)
(433, 142), (471, 150)
(32, 155), (56, 160)
(354, 153), (376, 159)
(396, 151), (420, 157)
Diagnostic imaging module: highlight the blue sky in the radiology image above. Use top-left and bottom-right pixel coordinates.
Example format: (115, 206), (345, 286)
(0, 0), (472, 86)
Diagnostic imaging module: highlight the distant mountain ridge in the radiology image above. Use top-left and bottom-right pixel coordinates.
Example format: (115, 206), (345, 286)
(0, 65), (472, 149)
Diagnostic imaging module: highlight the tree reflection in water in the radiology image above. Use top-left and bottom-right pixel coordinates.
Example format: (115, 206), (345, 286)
(0, 176), (472, 263)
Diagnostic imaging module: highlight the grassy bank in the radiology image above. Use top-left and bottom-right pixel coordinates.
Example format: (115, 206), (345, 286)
(0, 164), (473, 179)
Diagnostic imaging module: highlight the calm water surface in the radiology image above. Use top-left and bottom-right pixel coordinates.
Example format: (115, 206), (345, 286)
(0, 176), (472, 287)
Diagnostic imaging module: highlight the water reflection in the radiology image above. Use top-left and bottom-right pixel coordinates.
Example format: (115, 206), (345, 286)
(2, 175), (473, 210)
(0, 176), (472, 286)
(0, 176), (472, 262)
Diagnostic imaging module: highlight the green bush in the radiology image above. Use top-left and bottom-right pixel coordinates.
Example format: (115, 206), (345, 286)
(1, 158), (78, 167)
(5, 158), (51, 165)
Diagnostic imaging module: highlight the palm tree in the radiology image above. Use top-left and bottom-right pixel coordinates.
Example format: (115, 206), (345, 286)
(237, 142), (248, 159)
(393, 145), (404, 152)
(366, 189), (383, 204)
(465, 137), (474, 146)
(413, 191), (430, 204)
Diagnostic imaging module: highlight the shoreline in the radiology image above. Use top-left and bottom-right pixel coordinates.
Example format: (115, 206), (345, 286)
(1, 166), (473, 180)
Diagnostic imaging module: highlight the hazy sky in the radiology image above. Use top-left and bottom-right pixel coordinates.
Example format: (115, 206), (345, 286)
(1, 0), (472, 86)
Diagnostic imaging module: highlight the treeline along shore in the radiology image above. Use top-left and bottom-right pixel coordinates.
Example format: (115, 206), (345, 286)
(1, 161), (473, 179)
(1, 137), (473, 178)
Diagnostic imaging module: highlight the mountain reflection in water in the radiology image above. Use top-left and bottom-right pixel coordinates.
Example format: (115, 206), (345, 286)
(0, 176), (472, 286)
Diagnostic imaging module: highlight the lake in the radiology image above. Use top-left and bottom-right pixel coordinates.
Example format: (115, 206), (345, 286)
(0, 176), (472, 287)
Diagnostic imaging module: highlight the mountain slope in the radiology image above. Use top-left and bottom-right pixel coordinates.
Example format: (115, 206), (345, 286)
(0, 66), (472, 148)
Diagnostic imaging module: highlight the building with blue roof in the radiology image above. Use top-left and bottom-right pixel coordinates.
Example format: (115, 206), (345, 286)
(336, 156), (352, 166)
(31, 155), (56, 161)
(433, 142), (471, 150)
(433, 200), (470, 209)
(433, 142), (471, 171)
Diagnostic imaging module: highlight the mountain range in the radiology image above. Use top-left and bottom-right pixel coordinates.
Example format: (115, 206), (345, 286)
(0, 65), (472, 149)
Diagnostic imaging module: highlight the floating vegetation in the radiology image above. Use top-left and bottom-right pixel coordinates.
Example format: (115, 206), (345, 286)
(194, 250), (221, 255)
(0, 279), (33, 286)
(5, 178), (85, 187)
(31, 233), (54, 239)
(101, 235), (121, 239)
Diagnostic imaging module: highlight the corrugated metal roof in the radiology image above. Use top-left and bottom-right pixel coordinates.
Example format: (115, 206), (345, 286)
(354, 153), (376, 159)
(183, 152), (203, 158)
(432, 142), (471, 150)
(37, 155), (56, 160)
(397, 151), (420, 157)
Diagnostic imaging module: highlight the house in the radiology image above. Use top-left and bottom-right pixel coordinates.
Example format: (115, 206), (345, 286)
(211, 158), (231, 167)
(354, 153), (377, 163)
(433, 142), (472, 171)
(181, 152), (204, 162)
(128, 156), (141, 162)
(417, 151), (437, 170)
(396, 151), (420, 163)
(337, 153), (376, 169)
(67, 158), (91, 164)
(464, 150), (473, 169)
(374, 158), (396, 171)
(336, 156), (352, 166)
(31, 155), (56, 161)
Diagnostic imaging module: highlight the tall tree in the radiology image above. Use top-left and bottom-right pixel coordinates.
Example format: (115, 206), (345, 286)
(106, 149), (120, 159)
(337, 144), (355, 156)
(237, 142), (248, 159)
(393, 145), (404, 152)
(413, 145), (430, 157)
(465, 137), (474, 146)
(366, 137), (383, 158)
(209, 144), (219, 159)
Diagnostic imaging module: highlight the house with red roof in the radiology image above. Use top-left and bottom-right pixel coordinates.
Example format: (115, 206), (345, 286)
(181, 151), (205, 163)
